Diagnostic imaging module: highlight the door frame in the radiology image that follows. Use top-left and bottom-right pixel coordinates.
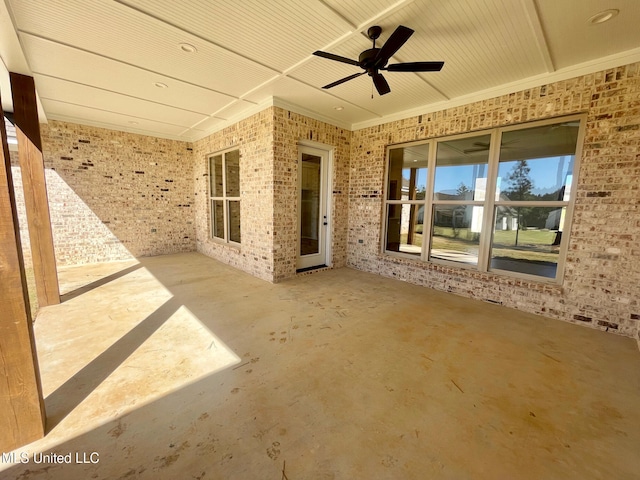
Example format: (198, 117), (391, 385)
(297, 140), (333, 271)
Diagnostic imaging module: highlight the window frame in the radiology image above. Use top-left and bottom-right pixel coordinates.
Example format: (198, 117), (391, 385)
(381, 114), (586, 284)
(208, 147), (241, 246)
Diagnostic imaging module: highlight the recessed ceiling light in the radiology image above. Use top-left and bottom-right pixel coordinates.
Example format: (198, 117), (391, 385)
(128, 121), (139, 125)
(588, 9), (619, 25)
(154, 82), (168, 88)
(179, 43), (197, 53)
(333, 106), (344, 111)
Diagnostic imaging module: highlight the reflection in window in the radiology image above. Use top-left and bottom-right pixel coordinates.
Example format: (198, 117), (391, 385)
(212, 200), (224, 240)
(387, 145), (428, 201)
(210, 155), (223, 197)
(382, 116), (582, 283)
(228, 200), (241, 243)
(491, 206), (566, 278)
(430, 205), (482, 265)
(490, 121), (578, 278)
(385, 204), (423, 255)
(434, 135), (490, 201)
(225, 150), (240, 197)
(385, 144), (429, 256)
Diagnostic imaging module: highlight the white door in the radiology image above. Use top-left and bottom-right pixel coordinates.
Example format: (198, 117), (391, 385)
(297, 146), (329, 270)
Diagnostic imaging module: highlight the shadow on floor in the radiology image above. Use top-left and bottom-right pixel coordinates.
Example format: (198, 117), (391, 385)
(60, 263), (143, 302)
(45, 297), (181, 431)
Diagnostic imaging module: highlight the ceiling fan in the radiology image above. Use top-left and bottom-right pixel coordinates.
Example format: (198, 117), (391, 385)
(313, 25), (444, 96)
(463, 140), (519, 154)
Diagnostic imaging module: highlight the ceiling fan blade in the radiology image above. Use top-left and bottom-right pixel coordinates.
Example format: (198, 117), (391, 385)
(385, 61), (444, 72)
(322, 71), (366, 89)
(463, 147), (488, 154)
(313, 51), (360, 67)
(374, 25), (414, 68)
(372, 71), (391, 95)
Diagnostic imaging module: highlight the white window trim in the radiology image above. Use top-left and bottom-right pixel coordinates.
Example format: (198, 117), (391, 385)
(208, 147), (241, 246)
(382, 114), (587, 284)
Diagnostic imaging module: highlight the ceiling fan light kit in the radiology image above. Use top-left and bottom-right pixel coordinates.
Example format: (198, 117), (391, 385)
(313, 25), (444, 96)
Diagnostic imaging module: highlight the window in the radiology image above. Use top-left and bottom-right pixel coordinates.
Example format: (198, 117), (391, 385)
(209, 148), (240, 244)
(383, 115), (584, 283)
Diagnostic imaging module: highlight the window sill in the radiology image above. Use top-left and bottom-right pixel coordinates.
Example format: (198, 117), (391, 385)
(208, 237), (241, 251)
(380, 251), (564, 290)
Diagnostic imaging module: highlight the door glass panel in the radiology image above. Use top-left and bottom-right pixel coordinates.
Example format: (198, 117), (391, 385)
(300, 154), (321, 256)
(430, 205), (482, 265)
(434, 135), (490, 200)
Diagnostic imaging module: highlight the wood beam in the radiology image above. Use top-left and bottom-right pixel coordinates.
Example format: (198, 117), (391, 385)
(10, 72), (59, 306)
(0, 95), (46, 451)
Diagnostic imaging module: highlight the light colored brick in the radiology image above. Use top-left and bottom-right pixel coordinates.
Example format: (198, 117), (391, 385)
(9, 62), (640, 342)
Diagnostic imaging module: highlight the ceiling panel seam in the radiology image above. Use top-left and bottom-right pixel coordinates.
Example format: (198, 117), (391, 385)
(309, 0), (419, 54)
(190, 99), (250, 129)
(317, 0), (358, 29)
(32, 72), (212, 116)
(17, 31), (245, 103)
(114, 0), (282, 76)
(282, 76), (383, 118)
(281, 0), (417, 82)
(412, 75), (450, 101)
(41, 97), (195, 129)
(522, 0), (555, 72)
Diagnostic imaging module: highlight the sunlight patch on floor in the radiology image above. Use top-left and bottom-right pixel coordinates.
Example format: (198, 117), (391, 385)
(19, 264), (240, 460)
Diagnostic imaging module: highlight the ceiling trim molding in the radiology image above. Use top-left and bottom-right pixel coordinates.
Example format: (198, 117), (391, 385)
(271, 97), (352, 130)
(192, 96), (353, 142)
(351, 47), (640, 131)
(190, 98), (275, 142)
(521, 0), (554, 72)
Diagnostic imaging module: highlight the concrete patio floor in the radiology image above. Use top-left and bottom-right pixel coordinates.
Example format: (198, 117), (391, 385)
(2, 252), (639, 479)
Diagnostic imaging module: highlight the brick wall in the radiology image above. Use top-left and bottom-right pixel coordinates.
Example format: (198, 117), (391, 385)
(39, 121), (196, 265)
(8, 151), (30, 264)
(8, 64), (638, 342)
(348, 63), (640, 341)
(192, 109), (275, 282)
(272, 107), (351, 281)
(192, 107), (351, 282)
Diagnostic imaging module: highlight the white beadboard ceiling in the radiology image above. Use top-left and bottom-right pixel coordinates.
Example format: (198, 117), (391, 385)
(2, 0), (640, 142)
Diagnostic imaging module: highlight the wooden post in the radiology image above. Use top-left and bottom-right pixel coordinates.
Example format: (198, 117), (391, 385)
(0, 97), (46, 451)
(10, 72), (60, 306)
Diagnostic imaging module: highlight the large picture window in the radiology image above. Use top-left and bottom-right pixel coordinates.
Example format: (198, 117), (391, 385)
(209, 148), (241, 244)
(383, 115), (585, 283)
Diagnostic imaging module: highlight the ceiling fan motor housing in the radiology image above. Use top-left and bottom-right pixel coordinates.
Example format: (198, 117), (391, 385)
(359, 48), (381, 72)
